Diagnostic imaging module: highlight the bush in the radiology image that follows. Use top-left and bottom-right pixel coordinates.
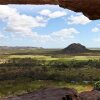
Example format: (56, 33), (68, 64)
(94, 81), (100, 91)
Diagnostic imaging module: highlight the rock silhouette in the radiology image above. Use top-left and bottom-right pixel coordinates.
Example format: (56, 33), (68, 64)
(63, 43), (89, 54)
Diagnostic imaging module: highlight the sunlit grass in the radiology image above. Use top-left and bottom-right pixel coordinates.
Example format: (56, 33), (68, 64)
(0, 80), (93, 98)
(9, 55), (100, 61)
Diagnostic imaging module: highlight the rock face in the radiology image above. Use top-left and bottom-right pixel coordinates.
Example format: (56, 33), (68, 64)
(79, 90), (100, 100)
(57, 0), (100, 20)
(0, 0), (100, 20)
(1, 88), (80, 100)
(63, 43), (89, 54)
(1, 87), (100, 100)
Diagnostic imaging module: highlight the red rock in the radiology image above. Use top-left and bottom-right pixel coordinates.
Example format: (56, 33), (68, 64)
(1, 88), (80, 100)
(0, 0), (100, 20)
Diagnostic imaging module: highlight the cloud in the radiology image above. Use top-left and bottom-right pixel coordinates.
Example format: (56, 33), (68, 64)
(68, 14), (91, 25)
(91, 27), (100, 32)
(0, 5), (47, 37)
(6, 15), (47, 37)
(0, 32), (5, 38)
(51, 28), (79, 40)
(36, 28), (79, 47)
(33, 28), (79, 43)
(0, 5), (79, 47)
(39, 9), (67, 18)
(0, 5), (76, 41)
(10, 27), (79, 43)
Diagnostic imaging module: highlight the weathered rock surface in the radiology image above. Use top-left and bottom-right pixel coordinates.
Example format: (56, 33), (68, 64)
(79, 90), (100, 100)
(1, 87), (100, 100)
(58, 0), (100, 20)
(0, 0), (100, 20)
(0, 88), (80, 100)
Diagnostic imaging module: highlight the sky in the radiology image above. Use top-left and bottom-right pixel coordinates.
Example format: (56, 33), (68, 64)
(0, 5), (100, 48)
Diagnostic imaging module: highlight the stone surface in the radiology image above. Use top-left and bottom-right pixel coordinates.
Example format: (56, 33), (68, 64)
(1, 88), (100, 100)
(0, 0), (100, 20)
(79, 90), (100, 100)
(58, 0), (100, 20)
(0, 88), (80, 100)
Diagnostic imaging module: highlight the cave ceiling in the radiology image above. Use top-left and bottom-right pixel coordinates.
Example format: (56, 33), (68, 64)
(0, 0), (100, 20)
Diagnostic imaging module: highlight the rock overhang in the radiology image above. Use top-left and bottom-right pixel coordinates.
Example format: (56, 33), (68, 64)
(0, 0), (100, 20)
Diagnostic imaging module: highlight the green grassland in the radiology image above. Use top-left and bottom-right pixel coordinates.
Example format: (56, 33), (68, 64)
(0, 48), (100, 98)
(0, 80), (93, 98)
(9, 55), (100, 60)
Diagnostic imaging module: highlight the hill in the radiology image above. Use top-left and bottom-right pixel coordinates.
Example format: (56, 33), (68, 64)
(62, 43), (89, 54)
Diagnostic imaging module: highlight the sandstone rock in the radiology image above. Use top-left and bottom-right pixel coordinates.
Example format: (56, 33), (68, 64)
(57, 0), (100, 20)
(79, 90), (100, 100)
(1, 88), (80, 100)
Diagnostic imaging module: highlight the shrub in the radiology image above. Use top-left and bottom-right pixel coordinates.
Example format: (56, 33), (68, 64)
(94, 81), (100, 91)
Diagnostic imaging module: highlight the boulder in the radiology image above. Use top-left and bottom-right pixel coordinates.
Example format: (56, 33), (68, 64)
(79, 90), (100, 100)
(1, 88), (80, 100)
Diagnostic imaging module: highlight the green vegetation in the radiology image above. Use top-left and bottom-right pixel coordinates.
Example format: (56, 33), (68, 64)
(0, 57), (100, 82)
(0, 48), (100, 98)
(94, 81), (100, 91)
(0, 80), (93, 98)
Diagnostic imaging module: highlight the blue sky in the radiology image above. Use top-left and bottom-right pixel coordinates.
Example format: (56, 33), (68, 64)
(0, 5), (100, 48)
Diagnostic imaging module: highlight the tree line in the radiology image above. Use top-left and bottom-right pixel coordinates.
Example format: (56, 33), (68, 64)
(0, 58), (100, 82)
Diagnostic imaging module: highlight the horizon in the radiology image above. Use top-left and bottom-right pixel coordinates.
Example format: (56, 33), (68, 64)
(1, 43), (100, 49)
(0, 5), (100, 48)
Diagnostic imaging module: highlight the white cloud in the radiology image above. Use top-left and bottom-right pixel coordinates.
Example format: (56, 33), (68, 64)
(37, 28), (79, 42)
(6, 15), (46, 36)
(0, 5), (75, 41)
(68, 14), (91, 25)
(10, 27), (79, 43)
(51, 28), (79, 40)
(39, 9), (51, 16)
(39, 9), (67, 18)
(0, 5), (79, 45)
(0, 5), (47, 37)
(91, 27), (100, 32)
(0, 32), (5, 38)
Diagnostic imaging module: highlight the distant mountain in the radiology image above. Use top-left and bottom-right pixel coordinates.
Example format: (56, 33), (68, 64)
(0, 46), (43, 50)
(62, 43), (89, 54)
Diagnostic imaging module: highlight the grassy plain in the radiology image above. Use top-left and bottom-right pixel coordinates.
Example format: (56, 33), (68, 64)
(0, 80), (93, 98)
(0, 48), (100, 98)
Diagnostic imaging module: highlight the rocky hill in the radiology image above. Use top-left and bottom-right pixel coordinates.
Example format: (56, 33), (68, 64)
(62, 43), (89, 54)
